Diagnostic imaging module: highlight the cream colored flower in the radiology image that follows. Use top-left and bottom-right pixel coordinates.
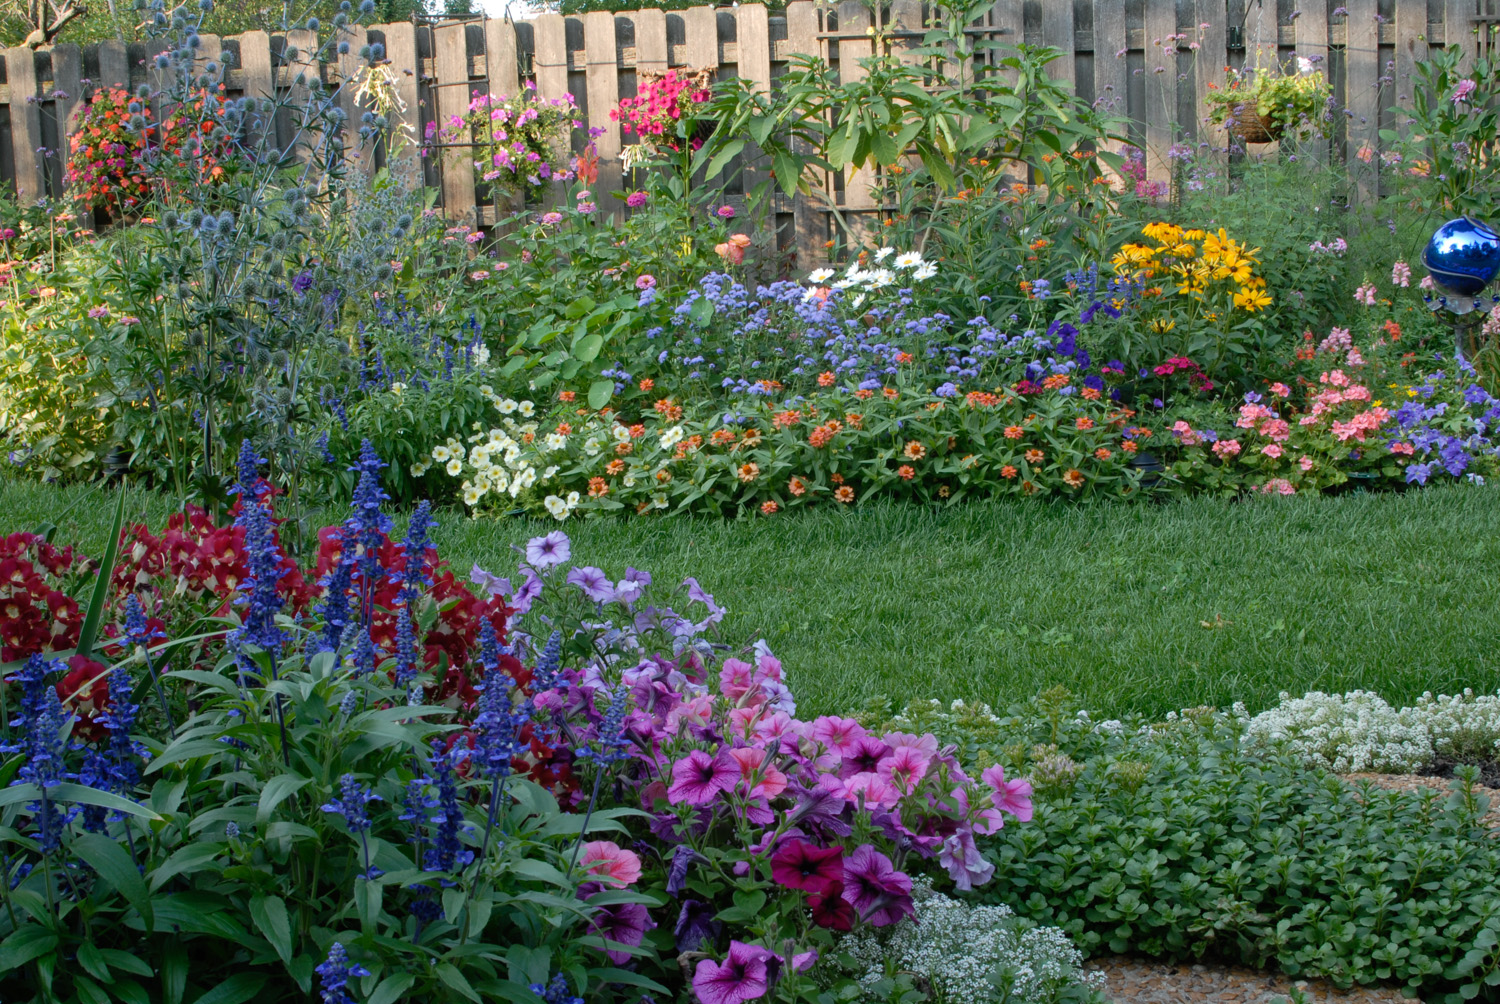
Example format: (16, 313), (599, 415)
(659, 426), (684, 449)
(518, 400), (535, 417)
(431, 445), (452, 463)
(894, 251), (923, 269)
(498, 398), (518, 415)
(544, 495), (569, 519)
(446, 458), (463, 476)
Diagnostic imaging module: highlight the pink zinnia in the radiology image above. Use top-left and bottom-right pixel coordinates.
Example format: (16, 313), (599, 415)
(626, 190), (648, 208)
(1453, 79), (1477, 103)
(579, 840), (642, 887)
(668, 749), (738, 805)
(716, 205), (736, 219)
(693, 941), (772, 1004)
(636, 274), (656, 290)
(982, 765), (1035, 821)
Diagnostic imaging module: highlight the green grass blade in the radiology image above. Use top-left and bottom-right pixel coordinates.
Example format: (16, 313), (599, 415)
(75, 484), (127, 659)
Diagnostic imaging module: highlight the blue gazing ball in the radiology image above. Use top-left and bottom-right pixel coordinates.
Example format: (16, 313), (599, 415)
(1423, 217), (1500, 297)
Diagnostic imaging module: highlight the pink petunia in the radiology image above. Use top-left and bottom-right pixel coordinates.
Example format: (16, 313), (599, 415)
(982, 765), (1035, 821)
(668, 749), (738, 805)
(876, 745), (930, 793)
(726, 746), (788, 799)
(811, 716), (867, 755)
(579, 840), (642, 887)
(693, 941), (772, 1004)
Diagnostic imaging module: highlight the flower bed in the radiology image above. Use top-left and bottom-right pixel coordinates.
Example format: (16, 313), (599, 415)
(0, 440), (1117, 1004)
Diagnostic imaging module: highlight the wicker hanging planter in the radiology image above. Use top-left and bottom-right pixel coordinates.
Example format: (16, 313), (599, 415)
(1227, 102), (1282, 144)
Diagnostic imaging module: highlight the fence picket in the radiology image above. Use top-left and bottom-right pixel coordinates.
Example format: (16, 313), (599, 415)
(1346, 0), (1381, 200)
(635, 8), (668, 73)
(784, 0), (825, 266)
(434, 21), (477, 222)
(97, 40), (130, 89)
(485, 17), (520, 98)
(1041, 0), (1075, 90)
(380, 22), (425, 190)
(1394, 0), (1426, 105)
(1094, 0), (1127, 128)
(1448, 0), (1475, 69)
(735, 4), (773, 206)
(5, 49), (44, 204)
(584, 11), (623, 215)
(1143, 0), (1178, 180)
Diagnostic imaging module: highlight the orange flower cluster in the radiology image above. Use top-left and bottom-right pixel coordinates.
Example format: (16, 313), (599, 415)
(807, 419), (843, 449)
(965, 391), (1002, 408)
(653, 398), (684, 421)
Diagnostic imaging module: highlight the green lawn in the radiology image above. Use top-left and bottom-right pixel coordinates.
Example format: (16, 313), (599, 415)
(5, 476), (1499, 719)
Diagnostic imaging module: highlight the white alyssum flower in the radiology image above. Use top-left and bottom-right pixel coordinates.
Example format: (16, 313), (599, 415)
(832, 880), (1102, 1004)
(1241, 690), (1433, 773)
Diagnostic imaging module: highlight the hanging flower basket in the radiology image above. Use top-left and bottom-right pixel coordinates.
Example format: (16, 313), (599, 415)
(1227, 103), (1282, 144)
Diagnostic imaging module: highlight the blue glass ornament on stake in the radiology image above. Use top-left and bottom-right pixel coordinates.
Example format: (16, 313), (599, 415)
(1422, 217), (1500, 361)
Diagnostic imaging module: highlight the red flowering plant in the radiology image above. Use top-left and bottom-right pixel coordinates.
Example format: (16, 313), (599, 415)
(64, 87), (152, 216)
(64, 85), (238, 217)
(612, 68), (714, 156)
(466, 528), (1036, 1000)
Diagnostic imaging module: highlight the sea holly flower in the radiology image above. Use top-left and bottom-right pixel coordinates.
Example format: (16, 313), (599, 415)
(770, 839), (844, 895)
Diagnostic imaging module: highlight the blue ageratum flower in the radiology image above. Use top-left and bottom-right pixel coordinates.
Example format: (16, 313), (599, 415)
(578, 684), (632, 767)
(395, 500), (433, 604)
(424, 739), (473, 875)
(393, 605), (419, 687)
(529, 630), (566, 693)
(315, 942), (370, 1004)
(348, 440), (392, 624)
(231, 491), (286, 660)
(5, 665), (77, 853)
(530, 974), (584, 1004)
(321, 773), (379, 833)
(317, 527), (355, 653)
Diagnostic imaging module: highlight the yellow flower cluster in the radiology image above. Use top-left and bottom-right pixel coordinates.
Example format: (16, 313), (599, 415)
(1111, 223), (1271, 313)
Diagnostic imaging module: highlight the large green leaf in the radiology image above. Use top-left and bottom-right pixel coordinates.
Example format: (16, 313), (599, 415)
(191, 973), (268, 1004)
(256, 774), (310, 825)
(76, 485), (126, 658)
(72, 832), (155, 928)
(587, 380), (614, 412)
(249, 895), (294, 964)
(0, 925), (58, 974)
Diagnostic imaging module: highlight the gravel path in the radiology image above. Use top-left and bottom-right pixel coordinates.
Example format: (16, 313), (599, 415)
(1088, 957), (1417, 1003)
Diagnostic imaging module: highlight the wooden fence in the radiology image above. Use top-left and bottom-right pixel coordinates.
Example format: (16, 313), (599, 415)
(3, 0), (1499, 267)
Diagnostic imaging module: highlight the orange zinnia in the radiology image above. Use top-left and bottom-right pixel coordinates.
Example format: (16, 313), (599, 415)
(1024, 449), (1044, 463)
(737, 462), (760, 483)
(788, 476), (808, 496)
(1004, 425), (1024, 439)
(1000, 465), (1018, 479)
(1064, 469), (1085, 488)
(897, 465), (915, 480)
(606, 459), (626, 475)
(817, 371), (836, 387)
(1076, 417), (1095, 431)
(588, 477), (610, 497)
(834, 486), (854, 503)
(1094, 448), (1112, 461)
(903, 441), (927, 460)
(760, 500), (779, 515)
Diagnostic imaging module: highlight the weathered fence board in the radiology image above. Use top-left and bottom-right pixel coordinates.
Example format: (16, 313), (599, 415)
(0, 0), (1481, 266)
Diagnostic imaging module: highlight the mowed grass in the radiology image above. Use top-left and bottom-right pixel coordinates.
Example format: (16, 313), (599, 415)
(5, 475), (1500, 719)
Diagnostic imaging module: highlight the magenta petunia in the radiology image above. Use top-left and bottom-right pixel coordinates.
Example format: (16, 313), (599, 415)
(841, 844), (914, 927)
(587, 898), (656, 964)
(770, 839), (844, 895)
(693, 941), (772, 1004)
(667, 749), (738, 805)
